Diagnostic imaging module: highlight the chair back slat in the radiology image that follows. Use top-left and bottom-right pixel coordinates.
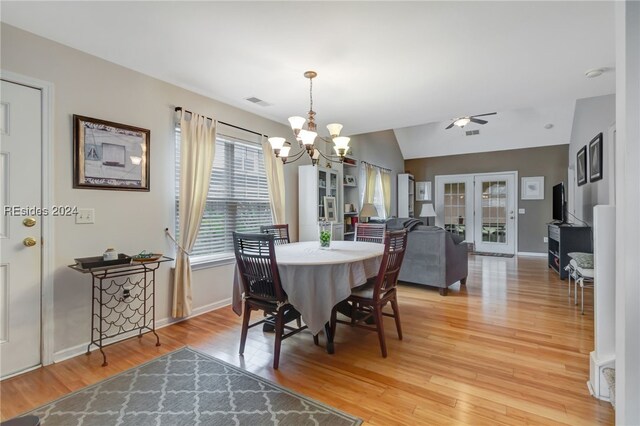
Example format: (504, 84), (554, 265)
(373, 230), (408, 298)
(355, 223), (386, 244)
(233, 232), (285, 303)
(260, 224), (291, 245)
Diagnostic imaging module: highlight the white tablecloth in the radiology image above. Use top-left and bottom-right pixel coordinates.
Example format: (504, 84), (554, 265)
(232, 240), (384, 335)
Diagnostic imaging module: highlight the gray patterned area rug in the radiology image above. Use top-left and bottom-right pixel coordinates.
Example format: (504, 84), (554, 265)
(25, 347), (361, 426)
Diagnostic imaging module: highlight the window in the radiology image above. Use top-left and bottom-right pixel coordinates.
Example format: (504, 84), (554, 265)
(175, 127), (272, 262)
(358, 165), (387, 220)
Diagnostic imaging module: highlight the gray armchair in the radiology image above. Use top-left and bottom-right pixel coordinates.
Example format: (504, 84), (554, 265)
(395, 225), (468, 295)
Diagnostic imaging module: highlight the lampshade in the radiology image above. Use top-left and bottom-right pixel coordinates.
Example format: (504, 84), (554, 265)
(360, 203), (378, 218)
(278, 142), (291, 158)
(298, 129), (317, 146)
(419, 203), (436, 217)
(130, 156), (142, 165)
(268, 137), (286, 150)
(333, 136), (350, 150)
(288, 116), (306, 132)
(326, 123), (343, 138)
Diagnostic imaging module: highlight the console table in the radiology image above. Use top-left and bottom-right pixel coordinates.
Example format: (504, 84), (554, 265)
(69, 256), (172, 366)
(547, 224), (592, 279)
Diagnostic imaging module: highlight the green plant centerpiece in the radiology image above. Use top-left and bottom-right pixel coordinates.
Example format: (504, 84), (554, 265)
(318, 221), (332, 249)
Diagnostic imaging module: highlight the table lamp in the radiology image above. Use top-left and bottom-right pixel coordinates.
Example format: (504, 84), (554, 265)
(419, 203), (436, 226)
(360, 203), (378, 223)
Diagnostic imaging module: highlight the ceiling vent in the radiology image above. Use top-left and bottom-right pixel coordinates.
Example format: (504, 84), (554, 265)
(245, 97), (271, 107)
(465, 129), (480, 136)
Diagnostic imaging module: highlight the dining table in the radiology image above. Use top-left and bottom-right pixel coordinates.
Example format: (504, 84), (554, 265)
(232, 240), (385, 353)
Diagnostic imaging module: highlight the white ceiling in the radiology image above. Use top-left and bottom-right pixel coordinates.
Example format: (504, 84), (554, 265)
(1, 1), (615, 138)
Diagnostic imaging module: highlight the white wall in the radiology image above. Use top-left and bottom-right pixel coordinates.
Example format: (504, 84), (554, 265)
(393, 102), (576, 159)
(567, 94), (616, 225)
(0, 23), (306, 358)
(614, 2), (640, 424)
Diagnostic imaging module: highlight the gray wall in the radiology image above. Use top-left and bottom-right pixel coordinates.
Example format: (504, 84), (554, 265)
(405, 144), (569, 253)
(1, 23), (299, 356)
(568, 94), (616, 224)
(348, 130), (405, 217)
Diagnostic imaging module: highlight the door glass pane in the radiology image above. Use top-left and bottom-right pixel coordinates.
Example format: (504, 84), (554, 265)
(443, 182), (465, 240)
(481, 180), (507, 243)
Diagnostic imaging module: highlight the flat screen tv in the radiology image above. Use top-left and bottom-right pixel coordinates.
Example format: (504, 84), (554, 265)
(552, 182), (565, 223)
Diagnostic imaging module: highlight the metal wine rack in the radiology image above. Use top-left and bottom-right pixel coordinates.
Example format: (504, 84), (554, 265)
(69, 256), (172, 366)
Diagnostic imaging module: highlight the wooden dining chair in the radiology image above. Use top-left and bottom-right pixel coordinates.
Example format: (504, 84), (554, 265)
(330, 229), (408, 357)
(354, 223), (386, 244)
(260, 224), (290, 245)
(233, 232), (307, 369)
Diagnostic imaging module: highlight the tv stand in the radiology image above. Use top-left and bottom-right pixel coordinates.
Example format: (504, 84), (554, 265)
(547, 224), (592, 279)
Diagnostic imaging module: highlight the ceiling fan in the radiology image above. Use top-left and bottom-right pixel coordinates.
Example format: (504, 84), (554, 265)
(445, 112), (497, 130)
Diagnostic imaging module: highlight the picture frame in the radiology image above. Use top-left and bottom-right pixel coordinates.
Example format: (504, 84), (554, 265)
(73, 115), (150, 191)
(344, 174), (356, 186)
(577, 145), (587, 186)
(589, 132), (603, 182)
(323, 196), (337, 222)
(416, 181), (432, 201)
(521, 176), (544, 200)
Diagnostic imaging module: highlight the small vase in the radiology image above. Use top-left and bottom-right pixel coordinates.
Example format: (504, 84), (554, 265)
(318, 221), (332, 249)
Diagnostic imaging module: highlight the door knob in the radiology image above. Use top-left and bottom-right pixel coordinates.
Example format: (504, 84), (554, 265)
(23, 217), (36, 227)
(23, 237), (37, 247)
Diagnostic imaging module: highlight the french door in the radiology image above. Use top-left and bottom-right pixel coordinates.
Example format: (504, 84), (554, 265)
(435, 172), (517, 255)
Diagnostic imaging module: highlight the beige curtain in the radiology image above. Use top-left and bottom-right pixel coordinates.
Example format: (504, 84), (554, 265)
(381, 169), (392, 218)
(173, 112), (216, 318)
(364, 163), (377, 204)
(261, 139), (286, 224)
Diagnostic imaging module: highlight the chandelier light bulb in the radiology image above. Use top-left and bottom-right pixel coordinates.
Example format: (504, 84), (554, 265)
(288, 116), (306, 132)
(130, 156), (142, 165)
(333, 136), (350, 150)
(278, 143), (291, 158)
(268, 137), (286, 150)
(326, 123), (343, 138)
(298, 129), (317, 146)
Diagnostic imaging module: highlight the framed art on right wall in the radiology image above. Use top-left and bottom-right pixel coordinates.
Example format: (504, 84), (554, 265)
(589, 132), (603, 182)
(577, 145), (588, 186)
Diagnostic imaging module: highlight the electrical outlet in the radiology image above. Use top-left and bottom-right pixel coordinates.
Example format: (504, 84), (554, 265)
(543, 237), (548, 243)
(76, 208), (95, 224)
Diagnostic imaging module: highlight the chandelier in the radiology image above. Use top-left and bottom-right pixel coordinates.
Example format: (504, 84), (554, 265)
(268, 71), (350, 165)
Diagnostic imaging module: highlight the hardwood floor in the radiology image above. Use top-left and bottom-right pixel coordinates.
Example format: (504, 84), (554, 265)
(1, 255), (613, 424)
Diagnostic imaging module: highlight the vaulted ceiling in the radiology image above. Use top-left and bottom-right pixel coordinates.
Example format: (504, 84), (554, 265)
(2, 1), (615, 139)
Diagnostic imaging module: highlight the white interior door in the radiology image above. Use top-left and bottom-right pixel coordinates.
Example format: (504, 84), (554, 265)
(473, 173), (516, 254)
(0, 80), (42, 378)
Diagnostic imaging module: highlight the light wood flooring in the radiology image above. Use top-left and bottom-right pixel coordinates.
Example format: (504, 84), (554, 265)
(1, 255), (614, 424)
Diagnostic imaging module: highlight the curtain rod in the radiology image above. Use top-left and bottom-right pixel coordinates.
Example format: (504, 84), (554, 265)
(361, 160), (392, 173)
(174, 107), (267, 138)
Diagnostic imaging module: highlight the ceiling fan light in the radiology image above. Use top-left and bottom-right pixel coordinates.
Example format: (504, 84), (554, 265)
(288, 116), (306, 132)
(454, 117), (471, 127)
(298, 129), (317, 146)
(333, 136), (350, 150)
(268, 137), (286, 150)
(326, 123), (343, 138)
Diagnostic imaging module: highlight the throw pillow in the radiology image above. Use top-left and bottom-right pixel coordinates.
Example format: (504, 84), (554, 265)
(568, 252), (594, 269)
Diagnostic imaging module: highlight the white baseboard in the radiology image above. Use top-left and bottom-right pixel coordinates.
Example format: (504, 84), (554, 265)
(589, 351), (615, 401)
(517, 251), (547, 257)
(53, 298), (231, 364)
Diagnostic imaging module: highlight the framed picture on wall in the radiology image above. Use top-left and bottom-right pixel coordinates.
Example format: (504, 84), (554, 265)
(73, 115), (150, 191)
(416, 181), (432, 201)
(589, 132), (603, 182)
(521, 176), (545, 200)
(323, 196), (337, 222)
(576, 145), (588, 186)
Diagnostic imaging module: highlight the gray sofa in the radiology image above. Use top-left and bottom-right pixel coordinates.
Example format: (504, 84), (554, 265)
(386, 219), (468, 295)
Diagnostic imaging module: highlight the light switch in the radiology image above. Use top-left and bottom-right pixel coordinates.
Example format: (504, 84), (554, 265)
(76, 208), (95, 224)
(518, 208), (526, 214)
